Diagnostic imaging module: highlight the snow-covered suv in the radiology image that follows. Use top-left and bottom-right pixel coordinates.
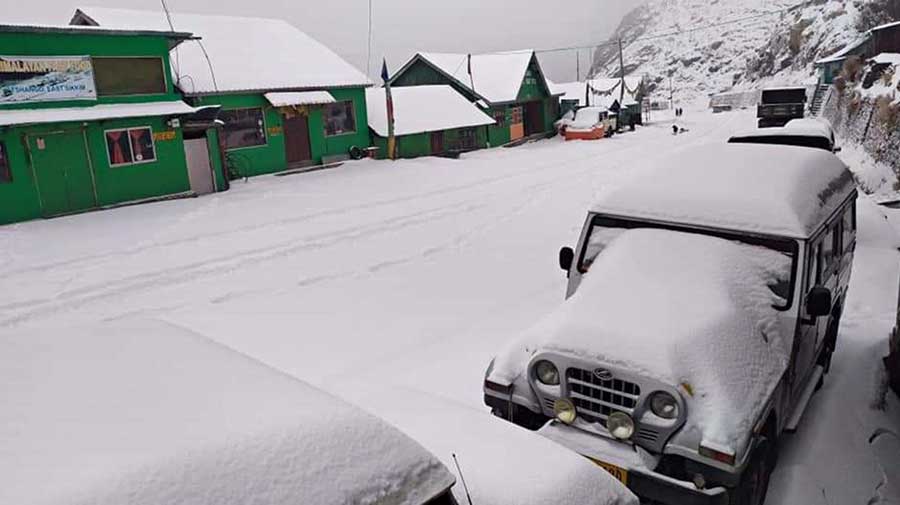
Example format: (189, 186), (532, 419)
(484, 144), (857, 505)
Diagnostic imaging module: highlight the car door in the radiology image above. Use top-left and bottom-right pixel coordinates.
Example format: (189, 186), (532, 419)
(794, 240), (822, 398)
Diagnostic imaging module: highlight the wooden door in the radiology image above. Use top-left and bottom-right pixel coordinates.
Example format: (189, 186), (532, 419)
(524, 101), (544, 135)
(29, 132), (96, 216)
(430, 131), (444, 155)
(283, 115), (312, 164)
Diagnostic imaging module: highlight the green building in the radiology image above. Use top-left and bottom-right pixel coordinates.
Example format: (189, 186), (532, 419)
(72, 8), (373, 177)
(389, 51), (562, 147)
(366, 85), (495, 159)
(0, 23), (224, 225)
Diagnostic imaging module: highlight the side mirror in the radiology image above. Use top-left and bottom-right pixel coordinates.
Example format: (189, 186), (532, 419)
(833, 146), (842, 153)
(806, 287), (832, 317)
(559, 247), (575, 272)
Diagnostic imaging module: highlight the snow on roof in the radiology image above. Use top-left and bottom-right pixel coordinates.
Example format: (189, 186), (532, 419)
(0, 100), (202, 127)
(338, 386), (638, 505)
(816, 34), (868, 64)
(591, 144), (855, 238)
(490, 228), (795, 452)
(552, 81), (589, 106)
(73, 7), (372, 94)
(871, 20), (900, 32)
(366, 85), (495, 137)
(873, 52), (900, 65)
(0, 319), (454, 505)
(415, 51), (537, 104)
(0, 22), (193, 42)
(265, 91), (336, 107)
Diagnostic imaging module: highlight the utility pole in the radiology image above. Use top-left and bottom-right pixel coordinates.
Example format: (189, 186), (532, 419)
(576, 51), (580, 82)
(669, 75), (674, 113)
(618, 38), (625, 105)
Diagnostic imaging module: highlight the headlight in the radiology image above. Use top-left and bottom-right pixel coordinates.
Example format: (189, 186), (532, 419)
(606, 412), (635, 440)
(554, 398), (577, 425)
(649, 391), (679, 420)
(534, 360), (560, 385)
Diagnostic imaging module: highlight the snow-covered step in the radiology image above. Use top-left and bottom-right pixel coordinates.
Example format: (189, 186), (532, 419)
(785, 365), (825, 432)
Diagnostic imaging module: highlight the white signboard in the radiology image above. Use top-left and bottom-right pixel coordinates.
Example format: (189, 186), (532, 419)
(0, 55), (97, 104)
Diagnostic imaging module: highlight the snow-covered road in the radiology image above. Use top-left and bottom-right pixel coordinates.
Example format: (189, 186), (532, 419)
(2, 109), (897, 503)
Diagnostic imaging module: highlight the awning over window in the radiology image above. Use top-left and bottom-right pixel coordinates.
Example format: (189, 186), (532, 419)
(0, 100), (202, 127)
(265, 91), (336, 107)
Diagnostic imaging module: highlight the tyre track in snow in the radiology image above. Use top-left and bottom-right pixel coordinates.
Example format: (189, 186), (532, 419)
(0, 199), (490, 327)
(2, 112), (743, 329)
(1, 142), (643, 279)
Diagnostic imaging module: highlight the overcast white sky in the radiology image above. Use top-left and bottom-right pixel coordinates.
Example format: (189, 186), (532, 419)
(9, 0), (641, 82)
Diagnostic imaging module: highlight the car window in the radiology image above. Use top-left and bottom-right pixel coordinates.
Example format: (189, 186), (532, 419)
(822, 227), (835, 276)
(842, 206), (856, 252)
(807, 242), (821, 288)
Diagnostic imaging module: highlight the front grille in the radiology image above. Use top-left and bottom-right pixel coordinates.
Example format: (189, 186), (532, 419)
(543, 397), (556, 412)
(635, 427), (660, 444)
(567, 368), (641, 424)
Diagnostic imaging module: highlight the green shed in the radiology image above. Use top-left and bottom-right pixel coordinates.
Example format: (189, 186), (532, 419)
(389, 51), (562, 148)
(72, 8), (373, 178)
(365, 85), (495, 159)
(0, 23), (223, 226)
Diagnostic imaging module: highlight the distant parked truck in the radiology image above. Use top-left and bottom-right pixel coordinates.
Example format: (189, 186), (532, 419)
(757, 87), (807, 128)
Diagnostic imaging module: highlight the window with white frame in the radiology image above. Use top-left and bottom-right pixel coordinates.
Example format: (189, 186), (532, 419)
(105, 127), (157, 166)
(324, 100), (357, 136)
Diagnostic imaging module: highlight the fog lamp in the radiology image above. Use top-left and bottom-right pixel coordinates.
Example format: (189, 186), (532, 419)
(606, 411), (635, 440)
(553, 398), (577, 425)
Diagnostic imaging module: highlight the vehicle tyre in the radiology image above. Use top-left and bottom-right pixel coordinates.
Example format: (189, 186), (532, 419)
(732, 438), (773, 505)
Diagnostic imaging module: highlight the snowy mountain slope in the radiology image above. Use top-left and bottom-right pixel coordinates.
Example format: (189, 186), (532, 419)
(592, 0), (874, 101)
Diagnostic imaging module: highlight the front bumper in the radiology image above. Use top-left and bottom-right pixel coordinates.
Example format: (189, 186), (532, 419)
(539, 421), (728, 505)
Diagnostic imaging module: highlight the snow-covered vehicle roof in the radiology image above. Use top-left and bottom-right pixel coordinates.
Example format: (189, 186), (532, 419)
(0, 320), (454, 505)
(728, 119), (835, 151)
(366, 85), (495, 137)
(338, 386), (638, 505)
(784, 117), (834, 138)
(71, 8), (372, 94)
(730, 124), (830, 141)
(490, 228), (795, 452)
(569, 106), (607, 130)
(591, 144), (855, 238)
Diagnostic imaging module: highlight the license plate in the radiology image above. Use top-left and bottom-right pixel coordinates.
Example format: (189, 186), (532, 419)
(591, 458), (629, 485)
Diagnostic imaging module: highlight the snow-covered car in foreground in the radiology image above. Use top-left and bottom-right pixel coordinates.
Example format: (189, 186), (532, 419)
(887, 267), (900, 397)
(564, 106), (614, 141)
(484, 144), (857, 505)
(338, 386), (639, 505)
(0, 320), (456, 505)
(728, 118), (839, 153)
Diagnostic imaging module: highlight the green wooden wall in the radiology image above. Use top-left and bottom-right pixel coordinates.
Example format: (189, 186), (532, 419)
(0, 30), (181, 111)
(192, 87), (370, 177)
(0, 29), (194, 225)
(0, 115), (191, 225)
(371, 125), (488, 160)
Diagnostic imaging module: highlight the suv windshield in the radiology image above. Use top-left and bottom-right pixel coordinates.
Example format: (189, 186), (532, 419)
(579, 216), (799, 310)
